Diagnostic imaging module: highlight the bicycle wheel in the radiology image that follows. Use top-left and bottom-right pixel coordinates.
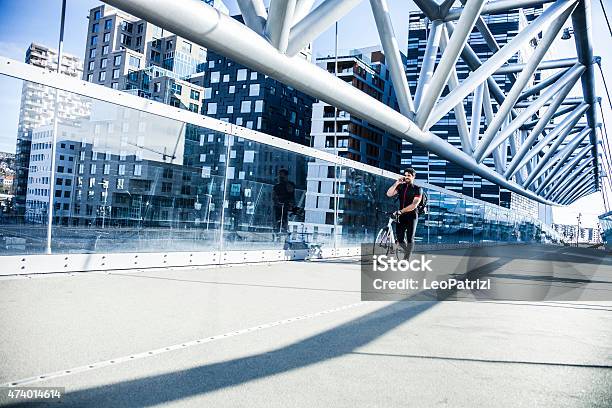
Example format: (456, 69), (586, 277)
(374, 227), (389, 254)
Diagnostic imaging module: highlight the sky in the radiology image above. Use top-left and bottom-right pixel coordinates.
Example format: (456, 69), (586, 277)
(0, 0), (610, 226)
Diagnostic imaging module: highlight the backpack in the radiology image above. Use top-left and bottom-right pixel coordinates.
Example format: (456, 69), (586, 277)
(417, 188), (428, 216)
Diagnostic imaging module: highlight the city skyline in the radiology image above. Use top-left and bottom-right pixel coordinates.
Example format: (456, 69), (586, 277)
(0, 0), (609, 227)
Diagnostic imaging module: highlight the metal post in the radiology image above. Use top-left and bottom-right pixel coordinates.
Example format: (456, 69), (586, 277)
(100, 179), (109, 228)
(333, 21), (339, 247)
(576, 213), (582, 247)
(45, 0), (66, 255)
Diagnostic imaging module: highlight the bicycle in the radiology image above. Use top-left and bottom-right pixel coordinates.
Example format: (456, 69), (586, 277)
(373, 208), (400, 258)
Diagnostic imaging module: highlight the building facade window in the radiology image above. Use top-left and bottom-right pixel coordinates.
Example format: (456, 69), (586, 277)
(129, 55), (140, 67)
(207, 103), (217, 115)
(190, 89), (200, 100)
(104, 19), (112, 30)
(99, 71), (106, 81)
(241, 101), (251, 113)
(237, 69), (247, 81)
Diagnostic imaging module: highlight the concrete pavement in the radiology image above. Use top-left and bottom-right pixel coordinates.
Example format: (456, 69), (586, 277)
(0, 244), (611, 407)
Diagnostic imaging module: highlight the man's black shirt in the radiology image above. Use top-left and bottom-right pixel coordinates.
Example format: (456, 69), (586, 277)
(397, 183), (422, 220)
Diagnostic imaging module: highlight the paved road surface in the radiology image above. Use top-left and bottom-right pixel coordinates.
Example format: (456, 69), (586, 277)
(0, 244), (611, 407)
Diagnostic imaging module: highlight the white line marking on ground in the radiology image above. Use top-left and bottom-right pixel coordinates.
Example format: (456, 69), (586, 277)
(1, 302), (366, 388)
(561, 252), (607, 261)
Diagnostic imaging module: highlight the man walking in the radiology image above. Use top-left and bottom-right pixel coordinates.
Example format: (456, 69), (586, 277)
(386, 168), (422, 259)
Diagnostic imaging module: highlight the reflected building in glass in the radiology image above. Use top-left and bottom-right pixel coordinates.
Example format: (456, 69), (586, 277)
(14, 43), (89, 219)
(305, 46), (405, 236)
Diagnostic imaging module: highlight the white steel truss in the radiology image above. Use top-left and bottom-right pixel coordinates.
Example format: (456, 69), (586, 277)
(100, 0), (604, 206)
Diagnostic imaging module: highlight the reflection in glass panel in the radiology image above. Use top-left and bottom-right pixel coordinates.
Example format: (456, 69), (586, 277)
(219, 135), (330, 250)
(0, 75), (565, 256)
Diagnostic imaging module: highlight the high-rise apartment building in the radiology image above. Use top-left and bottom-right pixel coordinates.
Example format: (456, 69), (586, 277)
(82, 3), (228, 109)
(14, 43), (89, 217)
(189, 49), (316, 145)
(402, 8), (543, 213)
(303, 47), (404, 235)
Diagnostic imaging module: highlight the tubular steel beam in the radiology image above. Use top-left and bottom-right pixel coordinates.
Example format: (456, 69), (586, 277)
(495, 57), (582, 74)
(415, 0), (486, 129)
(414, 20), (443, 110)
(478, 64), (586, 162)
(535, 128), (592, 194)
(265, 0), (297, 53)
(292, 0), (316, 25)
(426, 0), (579, 130)
(563, 181), (595, 204)
(517, 69), (568, 102)
(412, 0), (441, 19)
(369, 0), (414, 115)
(554, 165), (594, 202)
(440, 25), (473, 153)
(100, 0), (559, 205)
(544, 145), (592, 198)
(511, 103), (589, 178)
(550, 159), (594, 201)
(522, 105), (576, 129)
(470, 83), (484, 148)
(445, 22), (519, 120)
(445, 0), (555, 21)
(571, 0), (600, 189)
(236, 0), (268, 35)
(514, 96), (584, 108)
(473, 5), (575, 163)
(505, 80), (579, 177)
(286, 0), (363, 57)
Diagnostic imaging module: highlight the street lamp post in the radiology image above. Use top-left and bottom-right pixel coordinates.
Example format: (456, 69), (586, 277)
(99, 180), (109, 228)
(576, 212), (582, 247)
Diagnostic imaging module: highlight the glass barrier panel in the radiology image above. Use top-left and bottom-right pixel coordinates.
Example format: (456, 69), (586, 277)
(218, 135), (334, 251)
(1, 75), (230, 254)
